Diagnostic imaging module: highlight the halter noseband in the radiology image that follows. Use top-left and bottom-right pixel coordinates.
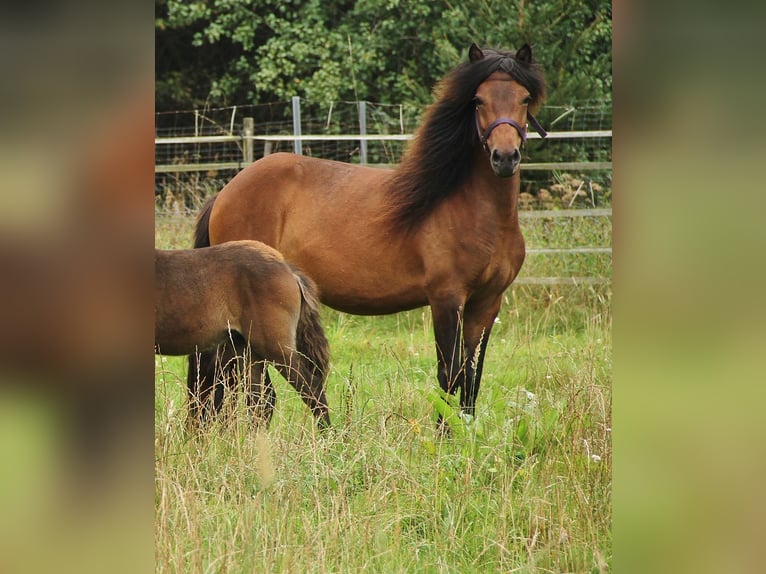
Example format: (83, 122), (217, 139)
(475, 111), (548, 152)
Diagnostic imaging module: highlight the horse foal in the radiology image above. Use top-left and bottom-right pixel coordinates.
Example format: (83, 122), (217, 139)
(155, 240), (330, 428)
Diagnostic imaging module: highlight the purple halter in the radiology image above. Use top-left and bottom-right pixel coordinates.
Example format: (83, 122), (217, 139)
(475, 111), (548, 152)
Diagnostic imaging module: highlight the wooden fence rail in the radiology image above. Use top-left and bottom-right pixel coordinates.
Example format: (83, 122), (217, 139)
(155, 128), (612, 174)
(156, 97), (611, 174)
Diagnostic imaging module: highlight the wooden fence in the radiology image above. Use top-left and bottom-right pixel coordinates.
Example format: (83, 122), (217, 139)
(155, 99), (612, 286)
(517, 208), (611, 285)
(155, 97), (611, 173)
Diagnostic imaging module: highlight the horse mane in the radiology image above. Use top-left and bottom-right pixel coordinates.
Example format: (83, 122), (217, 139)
(386, 45), (546, 232)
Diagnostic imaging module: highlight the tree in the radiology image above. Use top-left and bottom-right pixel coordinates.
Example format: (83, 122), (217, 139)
(155, 0), (611, 112)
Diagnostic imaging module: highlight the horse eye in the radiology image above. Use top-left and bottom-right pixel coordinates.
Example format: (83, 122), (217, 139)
(473, 97), (484, 108)
(522, 96), (532, 105)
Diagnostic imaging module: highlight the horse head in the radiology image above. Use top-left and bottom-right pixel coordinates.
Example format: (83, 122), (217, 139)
(470, 43), (547, 177)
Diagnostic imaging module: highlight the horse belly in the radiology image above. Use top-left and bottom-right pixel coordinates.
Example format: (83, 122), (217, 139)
(154, 301), (231, 356)
(288, 251), (428, 315)
(321, 279), (428, 315)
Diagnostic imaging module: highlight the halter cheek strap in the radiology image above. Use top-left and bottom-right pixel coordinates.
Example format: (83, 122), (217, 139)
(527, 114), (548, 139)
(475, 111), (548, 152)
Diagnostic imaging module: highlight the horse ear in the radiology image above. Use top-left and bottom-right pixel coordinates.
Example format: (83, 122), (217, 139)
(515, 44), (533, 64)
(514, 44), (532, 64)
(469, 43), (484, 62)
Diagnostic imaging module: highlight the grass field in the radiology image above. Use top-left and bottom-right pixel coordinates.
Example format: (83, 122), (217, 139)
(155, 209), (612, 573)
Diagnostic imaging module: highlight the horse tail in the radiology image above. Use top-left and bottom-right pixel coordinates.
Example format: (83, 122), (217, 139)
(193, 193), (218, 248)
(291, 267), (331, 426)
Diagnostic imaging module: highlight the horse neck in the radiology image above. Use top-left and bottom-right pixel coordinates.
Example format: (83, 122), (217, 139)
(468, 150), (522, 224)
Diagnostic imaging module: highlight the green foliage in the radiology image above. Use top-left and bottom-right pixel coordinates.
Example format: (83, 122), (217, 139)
(424, 389), (468, 440)
(156, 0), (611, 112)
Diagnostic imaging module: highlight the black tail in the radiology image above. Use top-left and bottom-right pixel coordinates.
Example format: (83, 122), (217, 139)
(290, 267), (331, 428)
(193, 193), (218, 248)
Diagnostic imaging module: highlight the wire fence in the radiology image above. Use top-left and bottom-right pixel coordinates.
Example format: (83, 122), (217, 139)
(155, 98), (612, 205)
(155, 98), (612, 286)
(155, 99), (611, 161)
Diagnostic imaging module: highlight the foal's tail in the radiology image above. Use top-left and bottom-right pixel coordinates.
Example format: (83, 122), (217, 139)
(291, 267), (331, 426)
(193, 193), (218, 248)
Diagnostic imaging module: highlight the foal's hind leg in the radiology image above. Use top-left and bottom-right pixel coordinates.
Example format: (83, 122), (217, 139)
(246, 364), (276, 426)
(187, 349), (218, 424)
(187, 342), (239, 425)
(276, 350), (331, 430)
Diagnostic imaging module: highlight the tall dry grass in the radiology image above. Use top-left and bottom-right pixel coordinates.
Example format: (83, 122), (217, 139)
(155, 209), (611, 572)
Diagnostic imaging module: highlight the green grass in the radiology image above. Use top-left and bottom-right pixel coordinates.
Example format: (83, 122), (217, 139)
(155, 212), (611, 573)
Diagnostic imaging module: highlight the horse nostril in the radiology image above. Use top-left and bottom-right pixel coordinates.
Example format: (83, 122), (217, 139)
(490, 148), (521, 176)
(491, 149), (520, 165)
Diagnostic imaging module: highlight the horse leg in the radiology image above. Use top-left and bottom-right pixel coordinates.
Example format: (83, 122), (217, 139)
(186, 341), (240, 425)
(187, 349), (218, 425)
(276, 350), (331, 430)
(430, 297), (467, 431)
(246, 364), (276, 426)
(461, 296), (502, 416)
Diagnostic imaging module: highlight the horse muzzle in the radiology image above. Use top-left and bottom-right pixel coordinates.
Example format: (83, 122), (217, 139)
(477, 115), (526, 177)
(476, 111), (548, 178)
(490, 147), (521, 177)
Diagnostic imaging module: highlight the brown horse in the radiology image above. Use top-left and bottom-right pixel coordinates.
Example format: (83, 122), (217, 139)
(155, 240), (330, 428)
(192, 43), (546, 426)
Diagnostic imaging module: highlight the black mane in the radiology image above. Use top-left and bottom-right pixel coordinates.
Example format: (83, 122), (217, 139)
(386, 45), (545, 232)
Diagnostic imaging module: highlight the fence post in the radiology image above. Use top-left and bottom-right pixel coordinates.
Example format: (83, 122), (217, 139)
(242, 117), (254, 165)
(359, 100), (367, 164)
(292, 96), (302, 155)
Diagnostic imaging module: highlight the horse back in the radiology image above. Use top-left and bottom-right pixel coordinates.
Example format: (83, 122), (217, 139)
(154, 241), (300, 356)
(208, 153), (391, 245)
